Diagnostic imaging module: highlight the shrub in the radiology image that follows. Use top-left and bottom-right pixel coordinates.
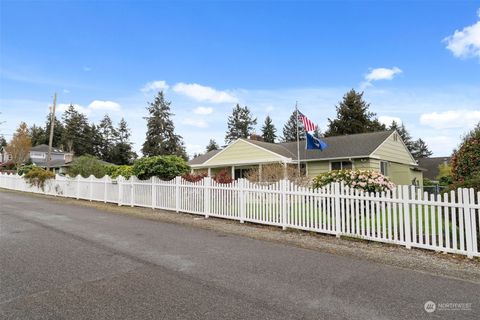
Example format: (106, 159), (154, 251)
(312, 169), (395, 193)
(182, 172), (207, 182)
(132, 155), (190, 180)
(17, 164), (36, 176)
(448, 173), (480, 193)
(23, 167), (55, 190)
(111, 165), (134, 179)
(104, 165), (118, 177)
(214, 169), (233, 184)
(451, 130), (480, 183)
(244, 163), (310, 185)
(68, 155), (107, 178)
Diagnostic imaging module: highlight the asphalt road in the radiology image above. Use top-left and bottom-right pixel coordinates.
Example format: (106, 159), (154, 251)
(1, 191), (479, 320)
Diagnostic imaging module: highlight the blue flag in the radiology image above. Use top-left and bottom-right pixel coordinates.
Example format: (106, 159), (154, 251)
(305, 131), (327, 150)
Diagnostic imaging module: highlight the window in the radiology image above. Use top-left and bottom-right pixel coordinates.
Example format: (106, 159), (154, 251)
(330, 161), (352, 170)
(380, 161), (388, 176)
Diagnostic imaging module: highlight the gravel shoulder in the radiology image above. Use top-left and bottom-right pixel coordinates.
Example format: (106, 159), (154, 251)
(2, 188), (479, 283)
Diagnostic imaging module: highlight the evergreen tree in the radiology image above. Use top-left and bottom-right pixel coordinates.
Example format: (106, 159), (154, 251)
(225, 104), (257, 144)
(0, 135), (6, 147)
(411, 138), (433, 160)
(111, 118), (137, 165)
(389, 120), (414, 152)
(261, 116), (277, 143)
(206, 139), (219, 152)
(89, 123), (103, 158)
(282, 111), (304, 142)
(61, 104), (91, 155)
(142, 91), (187, 159)
(44, 114), (64, 148)
(98, 114), (118, 162)
(29, 124), (47, 146)
(325, 89), (385, 137)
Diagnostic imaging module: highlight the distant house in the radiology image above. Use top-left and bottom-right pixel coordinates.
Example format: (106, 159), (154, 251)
(28, 144), (74, 173)
(189, 130), (424, 186)
(0, 146), (12, 164)
(417, 157), (451, 181)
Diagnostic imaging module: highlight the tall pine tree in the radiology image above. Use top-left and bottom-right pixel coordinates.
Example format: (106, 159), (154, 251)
(206, 139), (219, 152)
(411, 138), (433, 160)
(29, 124), (47, 146)
(111, 118), (137, 165)
(225, 104), (257, 144)
(261, 116), (277, 143)
(61, 104), (91, 155)
(98, 114), (117, 162)
(142, 91), (187, 159)
(325, 89), (385, 137)
(43, 114), (64, 148)
(282, 111), (304, 142)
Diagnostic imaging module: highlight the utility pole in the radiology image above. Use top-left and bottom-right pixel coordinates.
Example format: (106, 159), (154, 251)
(47, 93), (57, 171)
(295, 101), (300, 175)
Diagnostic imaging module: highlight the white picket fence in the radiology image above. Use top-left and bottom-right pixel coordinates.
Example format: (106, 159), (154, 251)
(1, 173), (479, 258)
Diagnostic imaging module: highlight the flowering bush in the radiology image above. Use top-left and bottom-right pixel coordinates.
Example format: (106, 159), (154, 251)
(182, 172), (207, 182)
(312, 169), (395, 193)
(214, 169), (233, 184)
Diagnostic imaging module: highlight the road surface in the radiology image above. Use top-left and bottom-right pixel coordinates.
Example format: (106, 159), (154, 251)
(1, 190), (478, 319)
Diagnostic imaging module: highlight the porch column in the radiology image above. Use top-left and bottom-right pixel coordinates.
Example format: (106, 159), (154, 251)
(207, 167), (211, 177)
(259, 164), (263, 182)
(283, 162), (288, 179)
(231, 166), (235, 179)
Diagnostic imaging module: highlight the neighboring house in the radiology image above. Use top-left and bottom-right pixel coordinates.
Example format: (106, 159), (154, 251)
(417, 157), (451, 181)
(28, 144), (74, 174)
(0, 146), (12, 164)
(189, 130), (423, 186)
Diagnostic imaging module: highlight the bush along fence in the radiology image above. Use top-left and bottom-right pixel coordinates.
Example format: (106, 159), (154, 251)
(1, 173), (479, 258)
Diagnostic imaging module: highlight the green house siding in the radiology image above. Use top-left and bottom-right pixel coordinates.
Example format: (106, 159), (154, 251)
(206, 140), (287, 166)
(306, 161), (330, 177)
(372, 132), (415, 165)
(353, 158), (380, 171)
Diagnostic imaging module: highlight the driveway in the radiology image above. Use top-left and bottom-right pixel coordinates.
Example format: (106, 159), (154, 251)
(1, 190), (478, 319)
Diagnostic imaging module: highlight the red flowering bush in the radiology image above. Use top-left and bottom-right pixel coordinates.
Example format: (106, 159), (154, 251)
(214, 169), (233, 184)
(182, 172), (207, 182)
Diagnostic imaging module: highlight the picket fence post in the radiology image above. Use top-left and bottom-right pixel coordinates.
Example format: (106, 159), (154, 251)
(469, 188), (478, 255)
(118, 177), (123, 206)
(151, 177), (157, 209)
(76, 175), (80, 199)
(175, 176), (180, 212)
(130, 177), (134, 207)
(462, 188), (474, 259)
(334, 182), (341, 237)
(239, 179), (245, 223)
(402, 185), (412, 249)
(204, 177), (210, 218)
(89, 176), (94, 201)
(104, 176), (108, 203)
(281, 179), (288, 230)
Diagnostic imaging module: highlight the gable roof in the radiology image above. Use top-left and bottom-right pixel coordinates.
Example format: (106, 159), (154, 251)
(417, 157), (451, 180)
(30, 144), (66, 153)
(189, 131), (396, 166)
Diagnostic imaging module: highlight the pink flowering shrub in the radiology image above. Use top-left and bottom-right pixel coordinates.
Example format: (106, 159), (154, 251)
(312, 169), (395, 193)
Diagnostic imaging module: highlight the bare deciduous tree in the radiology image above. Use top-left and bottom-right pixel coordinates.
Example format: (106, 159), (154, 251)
(6, 122), (31, 171)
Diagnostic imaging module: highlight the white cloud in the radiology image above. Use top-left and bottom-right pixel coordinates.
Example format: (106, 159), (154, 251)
(56, 103), (91, 115)
(88, 100), (121, 111)
(443, 10), (480, 59)
(182, 117), (208, 128)
(63, 89), (70, 94)
(420, 110), (480, 129)
(83, 66), (92, 72)
(141, 80), (169, 93)
(173, 82), (237, 103)
(365, 67), (402, 82)
(378, 115), (401, 126)
(193, 106), (213, 115)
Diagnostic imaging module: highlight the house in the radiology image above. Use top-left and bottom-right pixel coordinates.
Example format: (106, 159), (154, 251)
(189, 130), (424, 186)
(417, 157), (451, 181)
(27, 144), (74, 173)
(0, 146), (12, 164)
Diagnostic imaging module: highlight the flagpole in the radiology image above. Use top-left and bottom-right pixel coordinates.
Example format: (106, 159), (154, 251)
(295, 101), (300, 175)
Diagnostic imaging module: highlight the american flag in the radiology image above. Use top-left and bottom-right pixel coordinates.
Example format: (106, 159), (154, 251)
(298, 111), (317, 132)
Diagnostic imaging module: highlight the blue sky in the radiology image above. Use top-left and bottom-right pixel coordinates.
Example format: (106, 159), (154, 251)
(1, 1), (479, 157)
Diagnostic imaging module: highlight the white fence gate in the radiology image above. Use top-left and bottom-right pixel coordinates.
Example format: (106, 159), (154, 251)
(1, 173), (479, 258)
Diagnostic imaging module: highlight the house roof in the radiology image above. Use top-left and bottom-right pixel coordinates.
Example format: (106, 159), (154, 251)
(417, 157), (451, 180)
(33, 159), (71, 168)
(189, 130), (396, 166)
(30, 144), (66, 153)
